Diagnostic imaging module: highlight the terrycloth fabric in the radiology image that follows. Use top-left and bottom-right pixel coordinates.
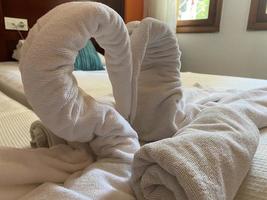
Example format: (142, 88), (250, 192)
(12, 40), (25, 61)
(1, 2), (140, 200)
(128, 18), (183, 141)
(128, 18), (267, 200)
(30, 120), (66, 148)
(20, 2), (133, 130)
(0, 144), (93, 200)
(131, 85), (267, 200)
(16, 121), (137, 200)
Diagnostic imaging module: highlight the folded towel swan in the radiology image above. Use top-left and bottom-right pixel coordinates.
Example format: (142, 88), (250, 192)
(20, 2), (135, 141)
(128, 18), (267, 200)
(0, 2), (140, 200)
(1, 2), (267, 200)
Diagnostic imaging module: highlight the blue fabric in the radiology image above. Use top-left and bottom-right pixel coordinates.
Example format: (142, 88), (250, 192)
(74, 40), (104, 71)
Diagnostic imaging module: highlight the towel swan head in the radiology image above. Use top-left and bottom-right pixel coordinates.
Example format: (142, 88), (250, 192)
(19, 2), (134, 141)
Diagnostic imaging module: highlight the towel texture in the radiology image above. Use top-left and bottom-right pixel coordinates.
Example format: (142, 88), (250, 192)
(2, 2), (267, 200)
(30, 120), (66, 148)
(1, 2), (140, 200)
(129, 18), (183, 141)
(131, 88), (267, 199)
(128, 18), (267, 200)
(0, 144), (93, 200)
(20, 2), (133, 139)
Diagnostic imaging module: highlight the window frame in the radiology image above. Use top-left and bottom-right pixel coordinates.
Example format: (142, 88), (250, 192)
(247, 0), (267, 30)
(176, 0), (223, 33)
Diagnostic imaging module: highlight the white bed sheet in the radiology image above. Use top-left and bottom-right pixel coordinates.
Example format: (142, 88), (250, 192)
(0, 62), (114, 108)
(0, 90), (37, 148)
(0, 62), (267, 199)
(1, 62), (267, 107)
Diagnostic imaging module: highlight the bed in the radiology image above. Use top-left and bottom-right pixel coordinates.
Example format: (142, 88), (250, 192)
(0, 61), (114, 108)
(0, 62), (267, 199)
(1, 1), (267, 200)
(1, 61), (267, 110)
(0, 0), (124, 107)
(0, 90), (37, 148)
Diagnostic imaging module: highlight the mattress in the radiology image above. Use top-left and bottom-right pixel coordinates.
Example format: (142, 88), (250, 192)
(0, 91), (266, 199)
(0, 62), (267, 199)
(1, 61), (267, 109)
(0, 90), (38, 148)
(0, 62), (114, 108)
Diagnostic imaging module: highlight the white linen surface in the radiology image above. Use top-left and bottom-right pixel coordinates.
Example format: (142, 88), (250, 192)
(0, 90), (37, 148)
(0, 62), (114, 108)
(1, 49), (267, 199)
(1, 61), (267, 109)
(1, 87), (267, 200)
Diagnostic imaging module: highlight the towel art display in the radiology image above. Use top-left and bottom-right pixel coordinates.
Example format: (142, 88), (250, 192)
(0, 1), (267, 200)
(3, 2), (139, 200)
(127, 18), (267, 200)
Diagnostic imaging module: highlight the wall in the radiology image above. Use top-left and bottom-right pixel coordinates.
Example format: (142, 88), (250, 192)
(177, 0), (267, 79)
(125, 0), (143, 22)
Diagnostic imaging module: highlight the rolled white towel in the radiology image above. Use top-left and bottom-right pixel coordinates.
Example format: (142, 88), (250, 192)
(20, 2), (134, 142)
(19, 3), (140, 199)
(30, 120), (66, 148)
(129, 17), (182, 141)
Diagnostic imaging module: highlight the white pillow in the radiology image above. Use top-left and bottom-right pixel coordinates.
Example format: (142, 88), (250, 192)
(97, 52), (106, 66)
(12, 40), (25, 61)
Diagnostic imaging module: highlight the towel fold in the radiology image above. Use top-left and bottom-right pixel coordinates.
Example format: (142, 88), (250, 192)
(0, 144), (93, 200)
(1, 2), (140, 200)
(12, 39), (25, 61)
(128, 16), (267, 200)
(131, 87), (267, 200)
(20, 2), (134, 142)
(4, 2), (267, 200)
(30, 120), (66, 148)
(129, 18), (183, 142)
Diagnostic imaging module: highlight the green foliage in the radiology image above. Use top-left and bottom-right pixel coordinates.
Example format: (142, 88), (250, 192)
(196, 0), (210, 20)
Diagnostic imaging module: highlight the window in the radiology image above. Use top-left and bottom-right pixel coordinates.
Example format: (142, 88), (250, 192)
(247, 0), (267, 30)
(177, 0), (223, 33)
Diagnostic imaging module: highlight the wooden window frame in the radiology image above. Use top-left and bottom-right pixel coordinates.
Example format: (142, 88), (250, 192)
(177, 0), (223, 33)
(247, 0), (267, 30)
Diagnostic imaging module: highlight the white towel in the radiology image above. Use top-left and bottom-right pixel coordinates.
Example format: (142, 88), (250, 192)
(128, 18), (183, 142)
(1, 2), (140, 200)
(12, 39), (25, 61)
(20, 2), (133, 141)
(30, 120), (67, 148)
(0, 144), (93, 200)
(131, 87), (267, 200)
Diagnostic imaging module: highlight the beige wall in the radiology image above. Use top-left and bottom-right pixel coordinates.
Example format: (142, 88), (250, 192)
(177, 0), (267, 79)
